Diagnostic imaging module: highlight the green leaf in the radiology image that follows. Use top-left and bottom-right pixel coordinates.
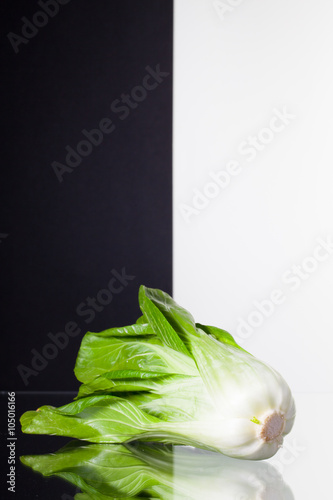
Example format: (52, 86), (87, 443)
(76, 373), (194, 399)
(20, 395), (163, 443)
(140, 286), (199, 337)
(20, 393), (219, 451)
(127, 375), (215, 423)
(139, 286), (191, 357)
(135, 315), (147, 325)
(90, 323), (154, 337)
(74, 334), (197, 386)
(196, 323), (247, 352)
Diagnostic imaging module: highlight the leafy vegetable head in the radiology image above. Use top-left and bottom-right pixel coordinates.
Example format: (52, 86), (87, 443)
(21, 285), (296, 460)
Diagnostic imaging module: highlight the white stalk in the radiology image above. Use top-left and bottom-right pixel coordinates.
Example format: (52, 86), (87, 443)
(161, 330), (296, 459)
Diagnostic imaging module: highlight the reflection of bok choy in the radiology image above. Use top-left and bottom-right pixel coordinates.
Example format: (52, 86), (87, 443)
(21, 441), (294, 500)
(21, 286), (295, 459)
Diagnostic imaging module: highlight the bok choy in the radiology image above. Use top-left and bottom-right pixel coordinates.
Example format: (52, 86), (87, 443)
(20, 285), (295, 460)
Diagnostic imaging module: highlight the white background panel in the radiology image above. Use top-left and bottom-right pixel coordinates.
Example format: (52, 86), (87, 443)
(174, 1), (333, 497)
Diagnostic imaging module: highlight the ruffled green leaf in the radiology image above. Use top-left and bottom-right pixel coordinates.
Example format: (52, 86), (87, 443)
(127, 376), (215, 423)
(196, 323), (247, 352)
(139, 286), (191, 357)
(141, 286), (198, 337)
(77, 373), (195, 399)
(74, 334), (197, 386)
(20, 395), (162, 443)
(90, 323), (154, 337)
